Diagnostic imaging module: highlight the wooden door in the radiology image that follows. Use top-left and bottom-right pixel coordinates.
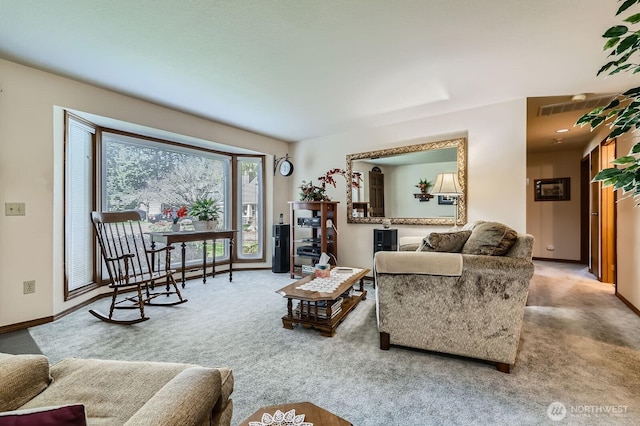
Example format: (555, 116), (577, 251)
(600, 140), (617, 284)
(368, 171), (385, 217)
(589, 147), (600, 278)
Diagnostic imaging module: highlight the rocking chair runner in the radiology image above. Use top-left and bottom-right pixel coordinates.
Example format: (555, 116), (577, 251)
(90, 210), (187, 324)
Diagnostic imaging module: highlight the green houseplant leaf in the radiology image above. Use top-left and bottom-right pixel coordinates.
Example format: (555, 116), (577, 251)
(603, 25), (629, 38)
(618, 0), (640, 15)
(580, 2), (640, 204)
(188, 197), (221, 221)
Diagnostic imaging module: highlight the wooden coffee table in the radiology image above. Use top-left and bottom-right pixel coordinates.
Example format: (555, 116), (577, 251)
(276, 267), (369, 337)
(239, 401), (351, 425)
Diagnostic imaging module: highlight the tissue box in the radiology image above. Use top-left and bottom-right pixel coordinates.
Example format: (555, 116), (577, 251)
(315, 264), (330, 278)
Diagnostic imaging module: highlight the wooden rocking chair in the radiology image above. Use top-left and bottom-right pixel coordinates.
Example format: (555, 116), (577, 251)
(90, 210), (187, 324)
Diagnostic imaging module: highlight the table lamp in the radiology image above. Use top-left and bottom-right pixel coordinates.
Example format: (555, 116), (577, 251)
(431, 172), (463, 227)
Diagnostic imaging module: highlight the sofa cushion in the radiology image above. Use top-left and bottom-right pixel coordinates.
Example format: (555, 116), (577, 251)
(420, 230), (471, 253)
(461, 222), (518, 256)
(0, 353), (52, 411)
(0, 404), (86, 426)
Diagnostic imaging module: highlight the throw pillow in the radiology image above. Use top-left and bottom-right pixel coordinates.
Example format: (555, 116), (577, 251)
(457, 220), (485, 232)
(461, 222), (518, 256)
(0, 353), (52, 411)
(421, 230), (472, 252)
(0, 404), (87, 426)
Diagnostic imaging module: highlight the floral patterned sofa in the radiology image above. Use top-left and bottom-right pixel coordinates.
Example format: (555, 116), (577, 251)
(374, 221), (534, 373)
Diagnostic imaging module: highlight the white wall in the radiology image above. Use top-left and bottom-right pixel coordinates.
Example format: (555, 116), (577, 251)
(0, 59), (290, 328)
(616, 132), (640, 309)
(527, 149), (583, 260)
(291, 99), (527, 272)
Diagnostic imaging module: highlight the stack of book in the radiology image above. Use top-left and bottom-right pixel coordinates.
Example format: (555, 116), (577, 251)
(295, 298), (343, 319)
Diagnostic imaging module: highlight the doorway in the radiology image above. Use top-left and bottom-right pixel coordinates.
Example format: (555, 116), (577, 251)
(584, 140), (617, 284)
(368, 171), (385, 217)
(600, 140), (617, 285)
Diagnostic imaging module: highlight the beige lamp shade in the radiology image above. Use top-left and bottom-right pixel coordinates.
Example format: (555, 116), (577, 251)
(431, 173), (462, 195)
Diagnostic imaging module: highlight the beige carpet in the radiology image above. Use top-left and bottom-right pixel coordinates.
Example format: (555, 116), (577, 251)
(24, 261), (640, 425)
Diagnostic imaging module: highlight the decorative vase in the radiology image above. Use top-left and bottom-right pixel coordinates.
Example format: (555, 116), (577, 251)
(171, 223), (180, 232)
(381, 219), (391, 229)
(207, 220), (218, 230)
(193, 220), (208, 231)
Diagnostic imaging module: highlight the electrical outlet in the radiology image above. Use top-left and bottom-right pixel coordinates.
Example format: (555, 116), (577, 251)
(5, 202), (26, 216)
(23, 280), (36, 294)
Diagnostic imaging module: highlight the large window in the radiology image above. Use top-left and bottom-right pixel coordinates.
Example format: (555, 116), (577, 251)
(64, 113), (265, 297)
(102, 132), (232, 267)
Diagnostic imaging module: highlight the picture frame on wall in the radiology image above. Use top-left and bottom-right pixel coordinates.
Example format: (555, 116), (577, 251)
(438, 195), (456, 205)
(534, 177), (570, 201)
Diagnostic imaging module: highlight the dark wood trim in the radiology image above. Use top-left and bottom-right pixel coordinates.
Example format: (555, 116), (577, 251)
(532, 257), (582, 263)
(616, 292), (640, 317)
(0, 317), (54, 334)
(99, 127), (236, 158)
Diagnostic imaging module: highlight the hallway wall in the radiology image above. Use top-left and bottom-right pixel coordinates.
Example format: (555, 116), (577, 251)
(527, 148), (583, 261)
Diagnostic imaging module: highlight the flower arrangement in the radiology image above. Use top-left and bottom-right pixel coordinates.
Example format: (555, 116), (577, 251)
(299, 168), (361, 202)
(416, 179), (432, 194)
(163, 206), (188, 223)
(318, 168), (361, 189)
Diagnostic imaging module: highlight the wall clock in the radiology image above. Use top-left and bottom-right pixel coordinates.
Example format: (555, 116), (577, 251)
(279, 159), (294, 176)
(274, 154), (294, 176)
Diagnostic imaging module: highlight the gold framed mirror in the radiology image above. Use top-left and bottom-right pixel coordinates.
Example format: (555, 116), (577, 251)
(346, 137), (467, 225)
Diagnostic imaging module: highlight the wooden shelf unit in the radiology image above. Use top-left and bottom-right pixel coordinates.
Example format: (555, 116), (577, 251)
(288, 201), (339, 278)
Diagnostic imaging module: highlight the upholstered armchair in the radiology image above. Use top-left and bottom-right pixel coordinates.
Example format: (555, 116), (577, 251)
(374, 221), (534, 373)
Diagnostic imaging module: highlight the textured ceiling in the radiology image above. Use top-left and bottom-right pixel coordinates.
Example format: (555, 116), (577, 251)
(0, 0), (634, 144)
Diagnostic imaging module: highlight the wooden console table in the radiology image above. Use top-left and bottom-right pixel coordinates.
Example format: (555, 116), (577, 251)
(149, 230), (237, 287)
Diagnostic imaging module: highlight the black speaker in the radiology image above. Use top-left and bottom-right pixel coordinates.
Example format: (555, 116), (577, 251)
(272, 224), (290, 273)
(374, 228), (398, 255)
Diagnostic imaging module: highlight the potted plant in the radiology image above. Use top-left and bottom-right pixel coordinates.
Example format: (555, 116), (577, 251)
(189, 198), (221, 231)
(416, 178), (432, 194)
(299, 181), (330, 201)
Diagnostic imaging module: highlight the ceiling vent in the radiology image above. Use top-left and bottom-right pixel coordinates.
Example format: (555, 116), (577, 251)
(538, 94), (616, 116)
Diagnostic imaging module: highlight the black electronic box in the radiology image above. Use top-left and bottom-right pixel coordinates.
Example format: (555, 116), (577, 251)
(297, 217), (322, 227)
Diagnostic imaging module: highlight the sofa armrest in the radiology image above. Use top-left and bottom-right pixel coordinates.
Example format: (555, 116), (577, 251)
(0, 353), (52, 411)
(124, 367), (223, 426)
